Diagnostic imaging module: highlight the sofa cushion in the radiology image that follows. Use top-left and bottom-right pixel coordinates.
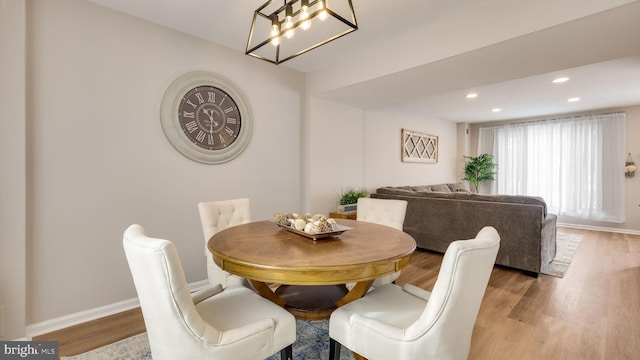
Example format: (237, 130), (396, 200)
(411, 186), (432, 192)
(447, 183), (471, 193)
(376, 187), (414, 195)
(495, 195), (547, 216)
(469, 194), (499, 202)
(427, 191), (471, 200)
(469, 194), (547, 216)
(429, 184), (451, 192)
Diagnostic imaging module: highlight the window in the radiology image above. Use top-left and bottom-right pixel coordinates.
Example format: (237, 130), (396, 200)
(478, 112), (626, 223)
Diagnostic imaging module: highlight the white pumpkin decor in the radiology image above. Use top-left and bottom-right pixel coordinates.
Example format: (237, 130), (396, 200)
(273, 212), (339, 235)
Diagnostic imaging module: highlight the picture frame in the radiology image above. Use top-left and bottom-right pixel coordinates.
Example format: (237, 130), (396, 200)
(401, 129), (438, 163)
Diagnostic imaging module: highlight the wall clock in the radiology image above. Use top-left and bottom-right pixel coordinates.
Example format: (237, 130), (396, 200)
(160, 71), (252, 164)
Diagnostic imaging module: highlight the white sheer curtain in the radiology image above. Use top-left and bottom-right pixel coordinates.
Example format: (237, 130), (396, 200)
(478, 112), (626, 223)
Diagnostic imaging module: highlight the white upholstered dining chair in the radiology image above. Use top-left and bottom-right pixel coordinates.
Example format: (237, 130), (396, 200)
(123, 224), (296, 360)
(356, 197), (408, 285)
(329, 226), (500, 360)
(198, 198), (251, 288)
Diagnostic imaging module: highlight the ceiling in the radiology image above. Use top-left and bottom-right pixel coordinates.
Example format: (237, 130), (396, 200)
(84, 0), (640, 123)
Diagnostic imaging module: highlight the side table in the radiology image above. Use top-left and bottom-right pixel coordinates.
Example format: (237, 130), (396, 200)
(329, 212), (357, 220)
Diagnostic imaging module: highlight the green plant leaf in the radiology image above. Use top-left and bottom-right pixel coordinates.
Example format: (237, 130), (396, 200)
(462, 154), (497, 192)
(338, 187), (368, 205)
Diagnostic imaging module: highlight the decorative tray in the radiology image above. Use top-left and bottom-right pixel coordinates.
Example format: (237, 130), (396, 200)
(275, 223), (352, 241)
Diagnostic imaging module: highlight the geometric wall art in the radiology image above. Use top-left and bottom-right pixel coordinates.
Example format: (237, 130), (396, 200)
(401, 129), (438, 163)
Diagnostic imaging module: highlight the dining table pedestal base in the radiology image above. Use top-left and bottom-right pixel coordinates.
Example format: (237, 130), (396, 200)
(275, 284), (349, 320)
(250, 279), (375, 320)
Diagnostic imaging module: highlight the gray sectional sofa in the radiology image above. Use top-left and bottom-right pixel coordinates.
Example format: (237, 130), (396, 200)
(372, 183), (557, 276)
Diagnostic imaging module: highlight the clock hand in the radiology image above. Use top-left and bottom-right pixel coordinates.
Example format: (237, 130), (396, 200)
(203, 108), (219, 128)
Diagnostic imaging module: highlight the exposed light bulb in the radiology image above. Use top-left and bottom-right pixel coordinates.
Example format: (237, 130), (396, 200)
(270, 15), (280, 46)
(300, 17), (311, 30)
(270, 23), (279, 37)
(318, 0), (328, 21)
(300, 0), (311, 30)
(284, 5), (295, 39)
(284, 21), (295, 39)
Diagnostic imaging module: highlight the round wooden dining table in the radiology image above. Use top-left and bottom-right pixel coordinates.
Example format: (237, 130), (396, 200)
(207, 219), (416, 320)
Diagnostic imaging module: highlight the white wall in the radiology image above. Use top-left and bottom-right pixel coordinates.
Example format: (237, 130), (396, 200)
(0, 0), (27, 340)
(25, 0), (304, 325)
(624, 106), (640, 229)
(307, 100), (458, 215)
(362, 107), (458, 190)
(308, 97), (364, 214)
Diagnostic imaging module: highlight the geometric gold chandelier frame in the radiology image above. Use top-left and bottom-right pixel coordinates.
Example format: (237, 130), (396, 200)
(246, 0), (357, 65)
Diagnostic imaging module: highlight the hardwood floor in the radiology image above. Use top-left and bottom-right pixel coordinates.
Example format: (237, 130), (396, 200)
(35, 227), (640, 359)
(32, 308), (146, 357)
(396, 227), (640, 360)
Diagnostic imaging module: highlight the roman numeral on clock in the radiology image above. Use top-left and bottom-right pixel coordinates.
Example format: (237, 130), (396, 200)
(185, 121), (198, 133)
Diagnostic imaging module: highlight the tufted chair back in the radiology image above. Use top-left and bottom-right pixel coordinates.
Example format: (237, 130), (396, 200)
(404, 227), (500, 358)
(329, 226), (500, 360)
(123, 224), (296, 360)
(356, 197), (407, 231)
(356, 197), (408, 285)
(198, 198), (251, 288)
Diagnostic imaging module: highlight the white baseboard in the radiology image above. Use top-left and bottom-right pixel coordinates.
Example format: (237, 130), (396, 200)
(25, 298), (140, 340)
(25, 279), (210, 340)
(557, 222), (640, 236)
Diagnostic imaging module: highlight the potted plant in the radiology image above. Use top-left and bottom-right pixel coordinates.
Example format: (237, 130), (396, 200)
(462, 154), (497, 193)
(337, 187), (368, 214)
(626, 152), (636, 178)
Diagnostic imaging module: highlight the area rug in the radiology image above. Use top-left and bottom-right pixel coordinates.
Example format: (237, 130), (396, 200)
(541, 231), (583, 278)
(61, 319), (353, 360)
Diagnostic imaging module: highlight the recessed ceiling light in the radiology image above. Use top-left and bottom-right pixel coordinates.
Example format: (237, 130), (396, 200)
(466, 93), (478, 99)
(492, 108), (502, 113)
(568, 97), (581, 102)
(552, 77), (570, 84)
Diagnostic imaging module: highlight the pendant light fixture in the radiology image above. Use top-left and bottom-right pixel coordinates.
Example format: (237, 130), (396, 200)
(246, 0), (358, 65)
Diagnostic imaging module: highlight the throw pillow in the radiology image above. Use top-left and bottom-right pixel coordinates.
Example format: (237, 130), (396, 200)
(429, 184), (451, 192)
(448, 183), (471, 193)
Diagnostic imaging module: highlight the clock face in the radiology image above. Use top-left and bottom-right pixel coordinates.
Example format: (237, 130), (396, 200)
(178, 86), (242, 151)
(160, 71), (252, 164)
